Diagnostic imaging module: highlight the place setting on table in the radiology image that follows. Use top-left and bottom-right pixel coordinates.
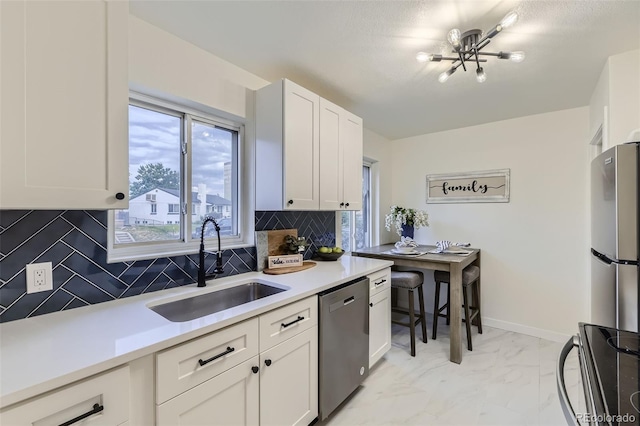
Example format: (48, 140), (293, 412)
(382, 237), (473, 257)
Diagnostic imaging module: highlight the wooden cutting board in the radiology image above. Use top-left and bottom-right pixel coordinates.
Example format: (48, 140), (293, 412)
(263, 261), (317, 275)
(256, 228), (299, 272)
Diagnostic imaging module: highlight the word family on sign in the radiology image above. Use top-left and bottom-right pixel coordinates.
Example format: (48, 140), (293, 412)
(441, 180), (488, 194)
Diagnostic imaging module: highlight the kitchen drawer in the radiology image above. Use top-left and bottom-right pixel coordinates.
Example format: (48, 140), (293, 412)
(156, 318), (259, 404)
(368, 267), (391, 296)
(0, 365), (129, 425)
(259, 295), (317, 352)
(156, 356), (259, 426)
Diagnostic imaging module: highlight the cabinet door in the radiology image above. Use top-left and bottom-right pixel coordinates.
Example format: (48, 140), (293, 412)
(260, 326), (318, 426)
(0, 366), (129, 425)
(341, 111), (363, 211)
(0, 0), (128, 210)
(369, 288), (391, 368)
(283, 80), (320, 210)
(319, 98), (343, 210)
(157, 357), (259, 426)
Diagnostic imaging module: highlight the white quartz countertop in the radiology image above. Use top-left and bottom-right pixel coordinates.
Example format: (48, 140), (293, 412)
(0, 255), (392, 408)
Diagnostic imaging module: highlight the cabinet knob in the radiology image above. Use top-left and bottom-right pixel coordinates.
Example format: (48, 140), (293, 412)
(340, 202), (345, 207)
(345, 202), (350, 207)
(265, 359), (272, 366)
(115, 192), (126, 200)
(369, 302), (373, 307)
(252, 366), (259, 374)
(287, 200), (294, 205)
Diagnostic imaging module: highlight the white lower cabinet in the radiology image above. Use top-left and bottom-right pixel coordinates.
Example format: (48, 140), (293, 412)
(155, 295), (318, 426)
(157, 357), (259, 425)
(260, 327), (318, 426)
(0, 366), (130, 425)
(368, 268), (392, 368)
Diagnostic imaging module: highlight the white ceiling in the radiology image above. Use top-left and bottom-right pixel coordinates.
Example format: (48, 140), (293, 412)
(129, 0), (640, 140)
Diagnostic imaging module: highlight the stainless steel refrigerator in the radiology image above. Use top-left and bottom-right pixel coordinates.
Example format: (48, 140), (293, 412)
(591, 142), (640, 331)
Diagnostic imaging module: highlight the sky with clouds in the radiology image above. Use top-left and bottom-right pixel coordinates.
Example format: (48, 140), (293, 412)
(128, 105), (234, 199)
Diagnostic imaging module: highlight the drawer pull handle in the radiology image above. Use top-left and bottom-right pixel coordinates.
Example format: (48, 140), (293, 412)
(265, 359), (272, 366)
(252, 366), (259, 374)
(59, 403), (104, 426)
(281, 316), (304, 328)
(375, 279), (387, 286)
(198, 346), (235, 366)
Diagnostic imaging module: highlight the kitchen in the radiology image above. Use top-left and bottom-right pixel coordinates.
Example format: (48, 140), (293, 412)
(1, 1), (639, 425)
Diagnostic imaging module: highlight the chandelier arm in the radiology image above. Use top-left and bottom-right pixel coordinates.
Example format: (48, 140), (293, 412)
(475, 39), (492, 52)
(473, 48), (481, 69)
(457, 51), (467, 71)
(475, 51), (501, 57)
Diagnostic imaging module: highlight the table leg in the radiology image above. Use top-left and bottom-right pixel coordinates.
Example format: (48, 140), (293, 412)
(449, 262), (462, 364)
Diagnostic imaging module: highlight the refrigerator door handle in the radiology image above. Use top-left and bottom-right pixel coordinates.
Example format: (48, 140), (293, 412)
(591, 248), (614, 265)
(591, 248), (639, 266)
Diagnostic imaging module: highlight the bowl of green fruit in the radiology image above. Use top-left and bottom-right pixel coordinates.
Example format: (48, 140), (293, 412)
(315, 246), (344, 261)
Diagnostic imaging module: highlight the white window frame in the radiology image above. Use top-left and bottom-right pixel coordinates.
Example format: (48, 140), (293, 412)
(107, 92), (254, 263)
(337, 161), (374, 251)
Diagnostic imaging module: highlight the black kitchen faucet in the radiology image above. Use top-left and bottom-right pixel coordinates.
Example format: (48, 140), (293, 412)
(197, 216), (224, 287)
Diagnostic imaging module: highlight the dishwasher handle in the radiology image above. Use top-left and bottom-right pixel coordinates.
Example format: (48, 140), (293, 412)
(343, 296), (355, 306)
(556, 335), (580, 426)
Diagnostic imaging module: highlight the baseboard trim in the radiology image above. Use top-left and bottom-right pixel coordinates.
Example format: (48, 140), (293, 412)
(482, 317), (571, 343)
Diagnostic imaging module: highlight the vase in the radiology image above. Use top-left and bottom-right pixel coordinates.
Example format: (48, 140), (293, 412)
(401, 224), (414, 238)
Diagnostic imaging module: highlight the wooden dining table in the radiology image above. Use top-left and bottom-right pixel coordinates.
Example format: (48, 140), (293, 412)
(351, 244), (481, 364)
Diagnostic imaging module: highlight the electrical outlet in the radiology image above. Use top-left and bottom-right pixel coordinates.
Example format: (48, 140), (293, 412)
(26, 262), (53, 294)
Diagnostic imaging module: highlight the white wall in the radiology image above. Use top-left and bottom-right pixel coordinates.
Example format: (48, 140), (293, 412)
(128, 15), (268, 120)
(390, 107), (590, 339)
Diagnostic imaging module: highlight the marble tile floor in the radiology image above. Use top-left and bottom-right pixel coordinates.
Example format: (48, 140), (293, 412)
(320, 322), (583, 426)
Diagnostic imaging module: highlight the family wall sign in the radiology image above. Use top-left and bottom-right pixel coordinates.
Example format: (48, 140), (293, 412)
(426, 168), (510, 203)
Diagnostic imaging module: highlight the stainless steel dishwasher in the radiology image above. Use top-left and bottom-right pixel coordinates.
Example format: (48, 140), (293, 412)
(318, 276), (370, 420)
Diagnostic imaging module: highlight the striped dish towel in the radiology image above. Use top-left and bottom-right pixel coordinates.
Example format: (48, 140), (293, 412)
(434, 240), (471, 253)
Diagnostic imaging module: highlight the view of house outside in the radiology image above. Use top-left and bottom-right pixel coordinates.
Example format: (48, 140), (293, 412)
(114, 104), (235, 245)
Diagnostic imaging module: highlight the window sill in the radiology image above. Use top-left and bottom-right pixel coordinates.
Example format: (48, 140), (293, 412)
(107, 235), (253, 263)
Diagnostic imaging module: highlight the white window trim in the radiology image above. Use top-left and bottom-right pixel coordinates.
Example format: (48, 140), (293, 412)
(336, 160), (375, 251)
(107, 92), (255, 263)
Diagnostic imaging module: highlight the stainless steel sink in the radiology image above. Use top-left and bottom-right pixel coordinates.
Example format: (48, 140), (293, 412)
(149, 282), (288, 322)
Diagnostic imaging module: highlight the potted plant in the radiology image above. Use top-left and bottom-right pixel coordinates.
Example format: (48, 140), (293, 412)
(384, 205), (429, 237)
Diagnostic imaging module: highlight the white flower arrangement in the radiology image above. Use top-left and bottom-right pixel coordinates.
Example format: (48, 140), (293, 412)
(384, 205), (429, 236)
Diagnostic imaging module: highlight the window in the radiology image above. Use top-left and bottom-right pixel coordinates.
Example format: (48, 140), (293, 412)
(109, 94), (245, 261)
(341, 165), (371, 251)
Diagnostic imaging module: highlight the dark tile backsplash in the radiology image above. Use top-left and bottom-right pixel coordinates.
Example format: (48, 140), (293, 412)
(0, 210), (335, 323)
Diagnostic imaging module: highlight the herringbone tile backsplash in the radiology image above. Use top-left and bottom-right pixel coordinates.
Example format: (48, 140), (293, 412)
(0, 210), (335, 323)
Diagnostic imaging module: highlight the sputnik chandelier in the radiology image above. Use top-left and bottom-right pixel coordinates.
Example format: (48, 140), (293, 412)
(416, 11), (525, 83)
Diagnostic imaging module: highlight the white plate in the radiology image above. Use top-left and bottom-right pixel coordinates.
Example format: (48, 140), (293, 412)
(391, 249), (420, 255)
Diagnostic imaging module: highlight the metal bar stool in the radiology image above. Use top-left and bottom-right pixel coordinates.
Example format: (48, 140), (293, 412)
(432, 265), (482, 351)
(390, 270), (427, 356)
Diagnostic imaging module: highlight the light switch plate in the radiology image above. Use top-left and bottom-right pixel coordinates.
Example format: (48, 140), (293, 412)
(26, 262), (53, 294)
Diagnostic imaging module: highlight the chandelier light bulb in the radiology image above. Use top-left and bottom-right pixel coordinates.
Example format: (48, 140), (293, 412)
(509, 51), (525, 62)
(416, 52), (429, 63)
(476, 67), (487, 83)
(438, 67), (456, 83)
(500, 11), (519, 29)
(447, 28), (461, 48)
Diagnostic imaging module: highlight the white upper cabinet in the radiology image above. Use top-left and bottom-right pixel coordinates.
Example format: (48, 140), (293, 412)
(340, 109), (363, 211)
(589, 50), (640, 150)
(256, 79), (320, 210)
(319, 99), (363, 211)
(0, 0), (129, 210)
(256, 79), (363, 211)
